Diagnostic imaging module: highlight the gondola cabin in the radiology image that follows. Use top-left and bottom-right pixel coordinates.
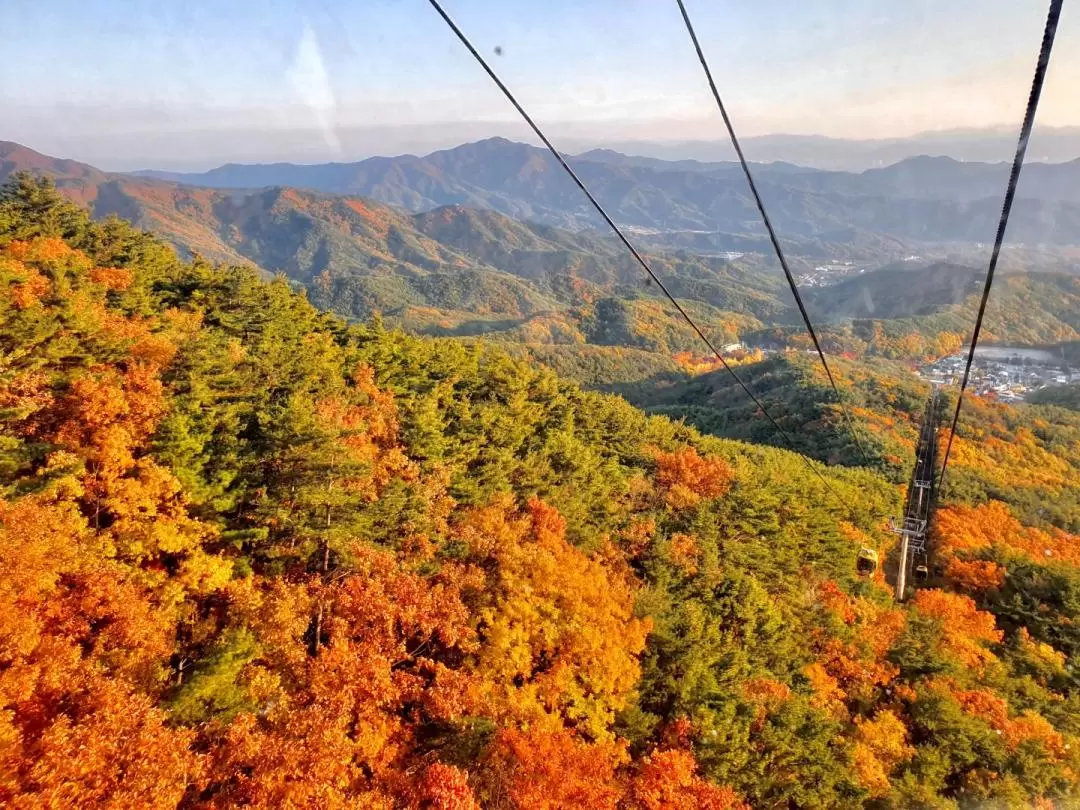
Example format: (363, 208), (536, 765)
(856, 548), (878, 576)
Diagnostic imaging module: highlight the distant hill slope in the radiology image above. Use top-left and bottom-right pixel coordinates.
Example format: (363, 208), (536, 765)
(0, 141), (107, 185)
(625, 353), (924, 473)
(627, 351), (1080, 532)
(128, 137), (1080, 245)
(807, 264), (985, 320)
(804, 265), (1080, 349)
(732, 265), (1080, 362)
(1027, 382), (1080, 411)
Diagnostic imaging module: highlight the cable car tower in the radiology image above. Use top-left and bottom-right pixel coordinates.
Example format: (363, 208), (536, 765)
(890, 388), (941, 601)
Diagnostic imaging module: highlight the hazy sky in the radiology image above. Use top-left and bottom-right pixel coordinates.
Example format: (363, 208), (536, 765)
(4, 0), (1077, 169)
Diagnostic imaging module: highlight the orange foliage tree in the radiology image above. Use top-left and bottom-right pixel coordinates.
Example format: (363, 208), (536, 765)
(944, 557), (1006, 592)
(408, 762), (480, 810)
(202, 546), (480, 806)
(626, 750), (748, 810)
(0, 494), (198, 806)
(911, 589), (1003, 669)
(454, 497), (649, 740)
(937, 500), (1080, 569)
(851, 710), (914, 797)
(651, 446), (733, 509)
(483, 728), (625, 810)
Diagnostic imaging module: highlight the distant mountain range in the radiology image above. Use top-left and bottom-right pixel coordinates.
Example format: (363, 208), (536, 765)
(9, 137), (1080, 255)
(580, 126), (1080, 169)
(129, 138), (1080, 247)
(3, 137), (1080, 358)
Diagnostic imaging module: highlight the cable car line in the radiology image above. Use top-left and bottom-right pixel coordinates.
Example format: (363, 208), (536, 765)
(426, 0), (852, 506)
(939, 0), (1063, 489)
(674, 0), (871, 469)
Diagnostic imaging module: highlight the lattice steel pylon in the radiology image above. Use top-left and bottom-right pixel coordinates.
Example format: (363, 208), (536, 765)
(891, 390), (941, 601)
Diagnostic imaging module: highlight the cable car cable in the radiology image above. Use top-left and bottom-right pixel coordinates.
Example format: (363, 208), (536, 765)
(426, 0), (852, 506)
(674, 0), (871, 469)
(939, 0), (1063, 488)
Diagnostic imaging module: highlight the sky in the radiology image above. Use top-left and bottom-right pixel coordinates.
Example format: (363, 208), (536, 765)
(3, 0), (1078, 170)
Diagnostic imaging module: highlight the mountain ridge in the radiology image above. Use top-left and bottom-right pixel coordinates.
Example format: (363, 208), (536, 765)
(11, 138), (1080, 247)
(121, 137), (1080, 243)
(582, 125), (1080, 168)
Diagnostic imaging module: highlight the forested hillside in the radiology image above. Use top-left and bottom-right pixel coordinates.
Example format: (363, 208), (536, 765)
(805, 268), (1080, 352)
(1027, 382), (1080, 411)
(628, 353), (915, 474)
(2, 177), (1080, 808)
(633, 352), (1080, 533)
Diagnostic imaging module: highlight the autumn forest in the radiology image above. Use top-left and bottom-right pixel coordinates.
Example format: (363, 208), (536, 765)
(3, 174), (1080, 809)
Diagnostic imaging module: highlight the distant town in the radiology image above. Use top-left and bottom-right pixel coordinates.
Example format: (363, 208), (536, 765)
(795, 256), (922, 288)
(918, 346), (1080, 402)
(796, 262), (864, 287)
